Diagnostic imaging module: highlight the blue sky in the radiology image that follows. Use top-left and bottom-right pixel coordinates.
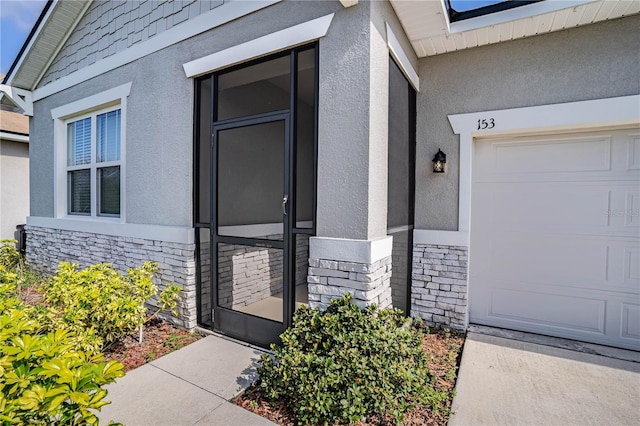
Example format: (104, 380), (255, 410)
(0, 0), (47, 75)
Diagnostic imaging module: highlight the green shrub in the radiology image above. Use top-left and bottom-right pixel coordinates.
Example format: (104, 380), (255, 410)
(43, 262), (163, 346)
(0, 274), (125, 425)
(0, 240), (21, 270)
(258, 295), (448, 425)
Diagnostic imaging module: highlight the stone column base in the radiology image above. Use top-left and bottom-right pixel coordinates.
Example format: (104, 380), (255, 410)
(411, 243), (468, 330)
(307, 236), (393, 310)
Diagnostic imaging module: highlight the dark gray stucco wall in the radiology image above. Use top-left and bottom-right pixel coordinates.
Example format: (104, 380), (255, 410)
(416, 14), (640, 231)
(30, 0), (343, 227)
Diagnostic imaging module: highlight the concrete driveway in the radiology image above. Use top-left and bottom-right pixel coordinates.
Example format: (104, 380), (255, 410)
(449, 332), (640, 426)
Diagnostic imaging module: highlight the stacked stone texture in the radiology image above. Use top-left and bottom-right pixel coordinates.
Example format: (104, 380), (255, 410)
(307, 256), (393, 310)
(411, 244), (468, 330)
(201, 234), (309, 316)
(25, 226), (197, 330)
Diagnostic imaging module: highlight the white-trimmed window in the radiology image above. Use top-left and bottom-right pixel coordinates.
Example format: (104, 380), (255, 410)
(51, 82), (131, 221)
(66, 107), (121, 216)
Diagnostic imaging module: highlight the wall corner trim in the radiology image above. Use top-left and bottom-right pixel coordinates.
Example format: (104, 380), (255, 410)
(183, 13), (335, 78)
(413, 229), (469, 247)
(385, 23), (419, 91)
(309, 236), (393, 264)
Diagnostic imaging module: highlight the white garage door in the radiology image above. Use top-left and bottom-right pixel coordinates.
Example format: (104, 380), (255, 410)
(470, 128), (640, 350)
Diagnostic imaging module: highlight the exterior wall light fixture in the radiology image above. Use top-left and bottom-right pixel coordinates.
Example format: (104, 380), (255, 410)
(432, 149), (446, 173)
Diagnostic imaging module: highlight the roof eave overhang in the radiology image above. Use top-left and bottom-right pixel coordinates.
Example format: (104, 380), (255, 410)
(3, 0), (92, 91)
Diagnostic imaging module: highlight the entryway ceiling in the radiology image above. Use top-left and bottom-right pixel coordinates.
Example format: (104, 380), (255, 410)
(389, 0), (640, 57)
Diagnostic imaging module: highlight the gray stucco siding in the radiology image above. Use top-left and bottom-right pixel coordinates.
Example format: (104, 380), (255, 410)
(415, 14), (640, 231)
(40, 0), (227, 87)
(33, 0), (386, 232)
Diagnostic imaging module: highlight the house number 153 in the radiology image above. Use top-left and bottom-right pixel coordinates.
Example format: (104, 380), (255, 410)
(477, 118), (495, 130)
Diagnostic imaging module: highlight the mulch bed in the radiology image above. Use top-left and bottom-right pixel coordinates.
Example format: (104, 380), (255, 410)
(233, 329), (465, 426)
(103, 317), (202, 371)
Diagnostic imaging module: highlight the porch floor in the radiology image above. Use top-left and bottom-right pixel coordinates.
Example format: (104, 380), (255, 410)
(235, 285), (308, 322)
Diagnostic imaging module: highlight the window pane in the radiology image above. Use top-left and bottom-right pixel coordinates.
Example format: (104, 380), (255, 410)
(97, 109), (121, 163)
(68, 169), (90, 214)
(217, 122), (284, 239)
(98, 166), (120, 216)
(217, 55), (290, 121)
(67, 118), (91, 166)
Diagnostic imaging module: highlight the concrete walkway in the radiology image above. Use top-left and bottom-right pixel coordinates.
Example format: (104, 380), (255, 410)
(97, 334), (276, 426)
(449, 332), (640, 426)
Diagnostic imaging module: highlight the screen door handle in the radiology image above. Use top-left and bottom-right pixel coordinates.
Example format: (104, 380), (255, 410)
(282, 196), (288, 215)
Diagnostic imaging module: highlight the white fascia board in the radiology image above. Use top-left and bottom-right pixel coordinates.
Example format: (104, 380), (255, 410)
(448, 94), (640, 234)
(0, 85), (33, 116)
(27, 216), (194, 244)
(309, 236), (393, 264)
(32, 0), (281, 101)
(3, 0), (59, 88)
(413, 229), (469, 247)
(449, 0), (593, 34)
(0, 132), (29, 143)
(339, 0), (358, 7)
(183, 13), (334, 78)
(386, 23), (419, 91)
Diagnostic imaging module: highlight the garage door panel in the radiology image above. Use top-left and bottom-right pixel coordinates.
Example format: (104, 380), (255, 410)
(624, 248), (640, 285)
(470, 128), (640, 350)
(624, 191), (640, 227)
(485, 235), (609, 284)
(492, 137), (612, 174)
(486, 287), (606, 334)
(478, 184), (612, 229)
(622, 303), (640, 341)
(627, 134), (640, 171)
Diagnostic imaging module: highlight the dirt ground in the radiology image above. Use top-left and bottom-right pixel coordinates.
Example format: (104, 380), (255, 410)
(103, 317), (201, 371)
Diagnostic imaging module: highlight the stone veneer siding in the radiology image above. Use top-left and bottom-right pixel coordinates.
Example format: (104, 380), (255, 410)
(25, 225), (197, 330)
(198, 233), (309, 324)
(411, 244), (468, 330)
(307, 256), (393, 310)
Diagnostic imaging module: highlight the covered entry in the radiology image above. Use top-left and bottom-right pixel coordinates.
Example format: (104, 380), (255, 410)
(194, 45), (318, 347)
(470, 128), (640, 350)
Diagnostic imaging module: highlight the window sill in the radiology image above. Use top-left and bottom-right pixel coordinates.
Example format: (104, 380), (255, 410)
(26, 216), (194, 244)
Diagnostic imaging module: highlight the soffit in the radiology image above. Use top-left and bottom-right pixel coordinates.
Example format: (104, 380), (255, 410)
(390, 0), (640, 57)
(6, 0), (91, 90)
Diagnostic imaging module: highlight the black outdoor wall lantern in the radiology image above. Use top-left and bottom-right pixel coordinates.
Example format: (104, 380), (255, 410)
(432, 149), (446, 173)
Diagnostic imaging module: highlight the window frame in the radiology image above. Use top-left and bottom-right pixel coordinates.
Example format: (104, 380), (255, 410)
(51, 82), (131, 222)
(65, 105), (122, 217)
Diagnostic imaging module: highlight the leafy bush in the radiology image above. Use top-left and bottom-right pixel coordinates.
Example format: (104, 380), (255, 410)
(258, 295), (448, 425)
(43, 262), (177, 346)
(0, 268), (125, 425)
(0, 239), (21, 270)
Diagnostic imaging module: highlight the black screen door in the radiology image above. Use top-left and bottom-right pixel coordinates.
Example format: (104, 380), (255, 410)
(211, 114), (291, 347)
(195, 45), (318, 347)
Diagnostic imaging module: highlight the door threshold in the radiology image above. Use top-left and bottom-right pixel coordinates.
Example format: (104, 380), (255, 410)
(468, 324), (640, 363)
(195, 326), (273, 355)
